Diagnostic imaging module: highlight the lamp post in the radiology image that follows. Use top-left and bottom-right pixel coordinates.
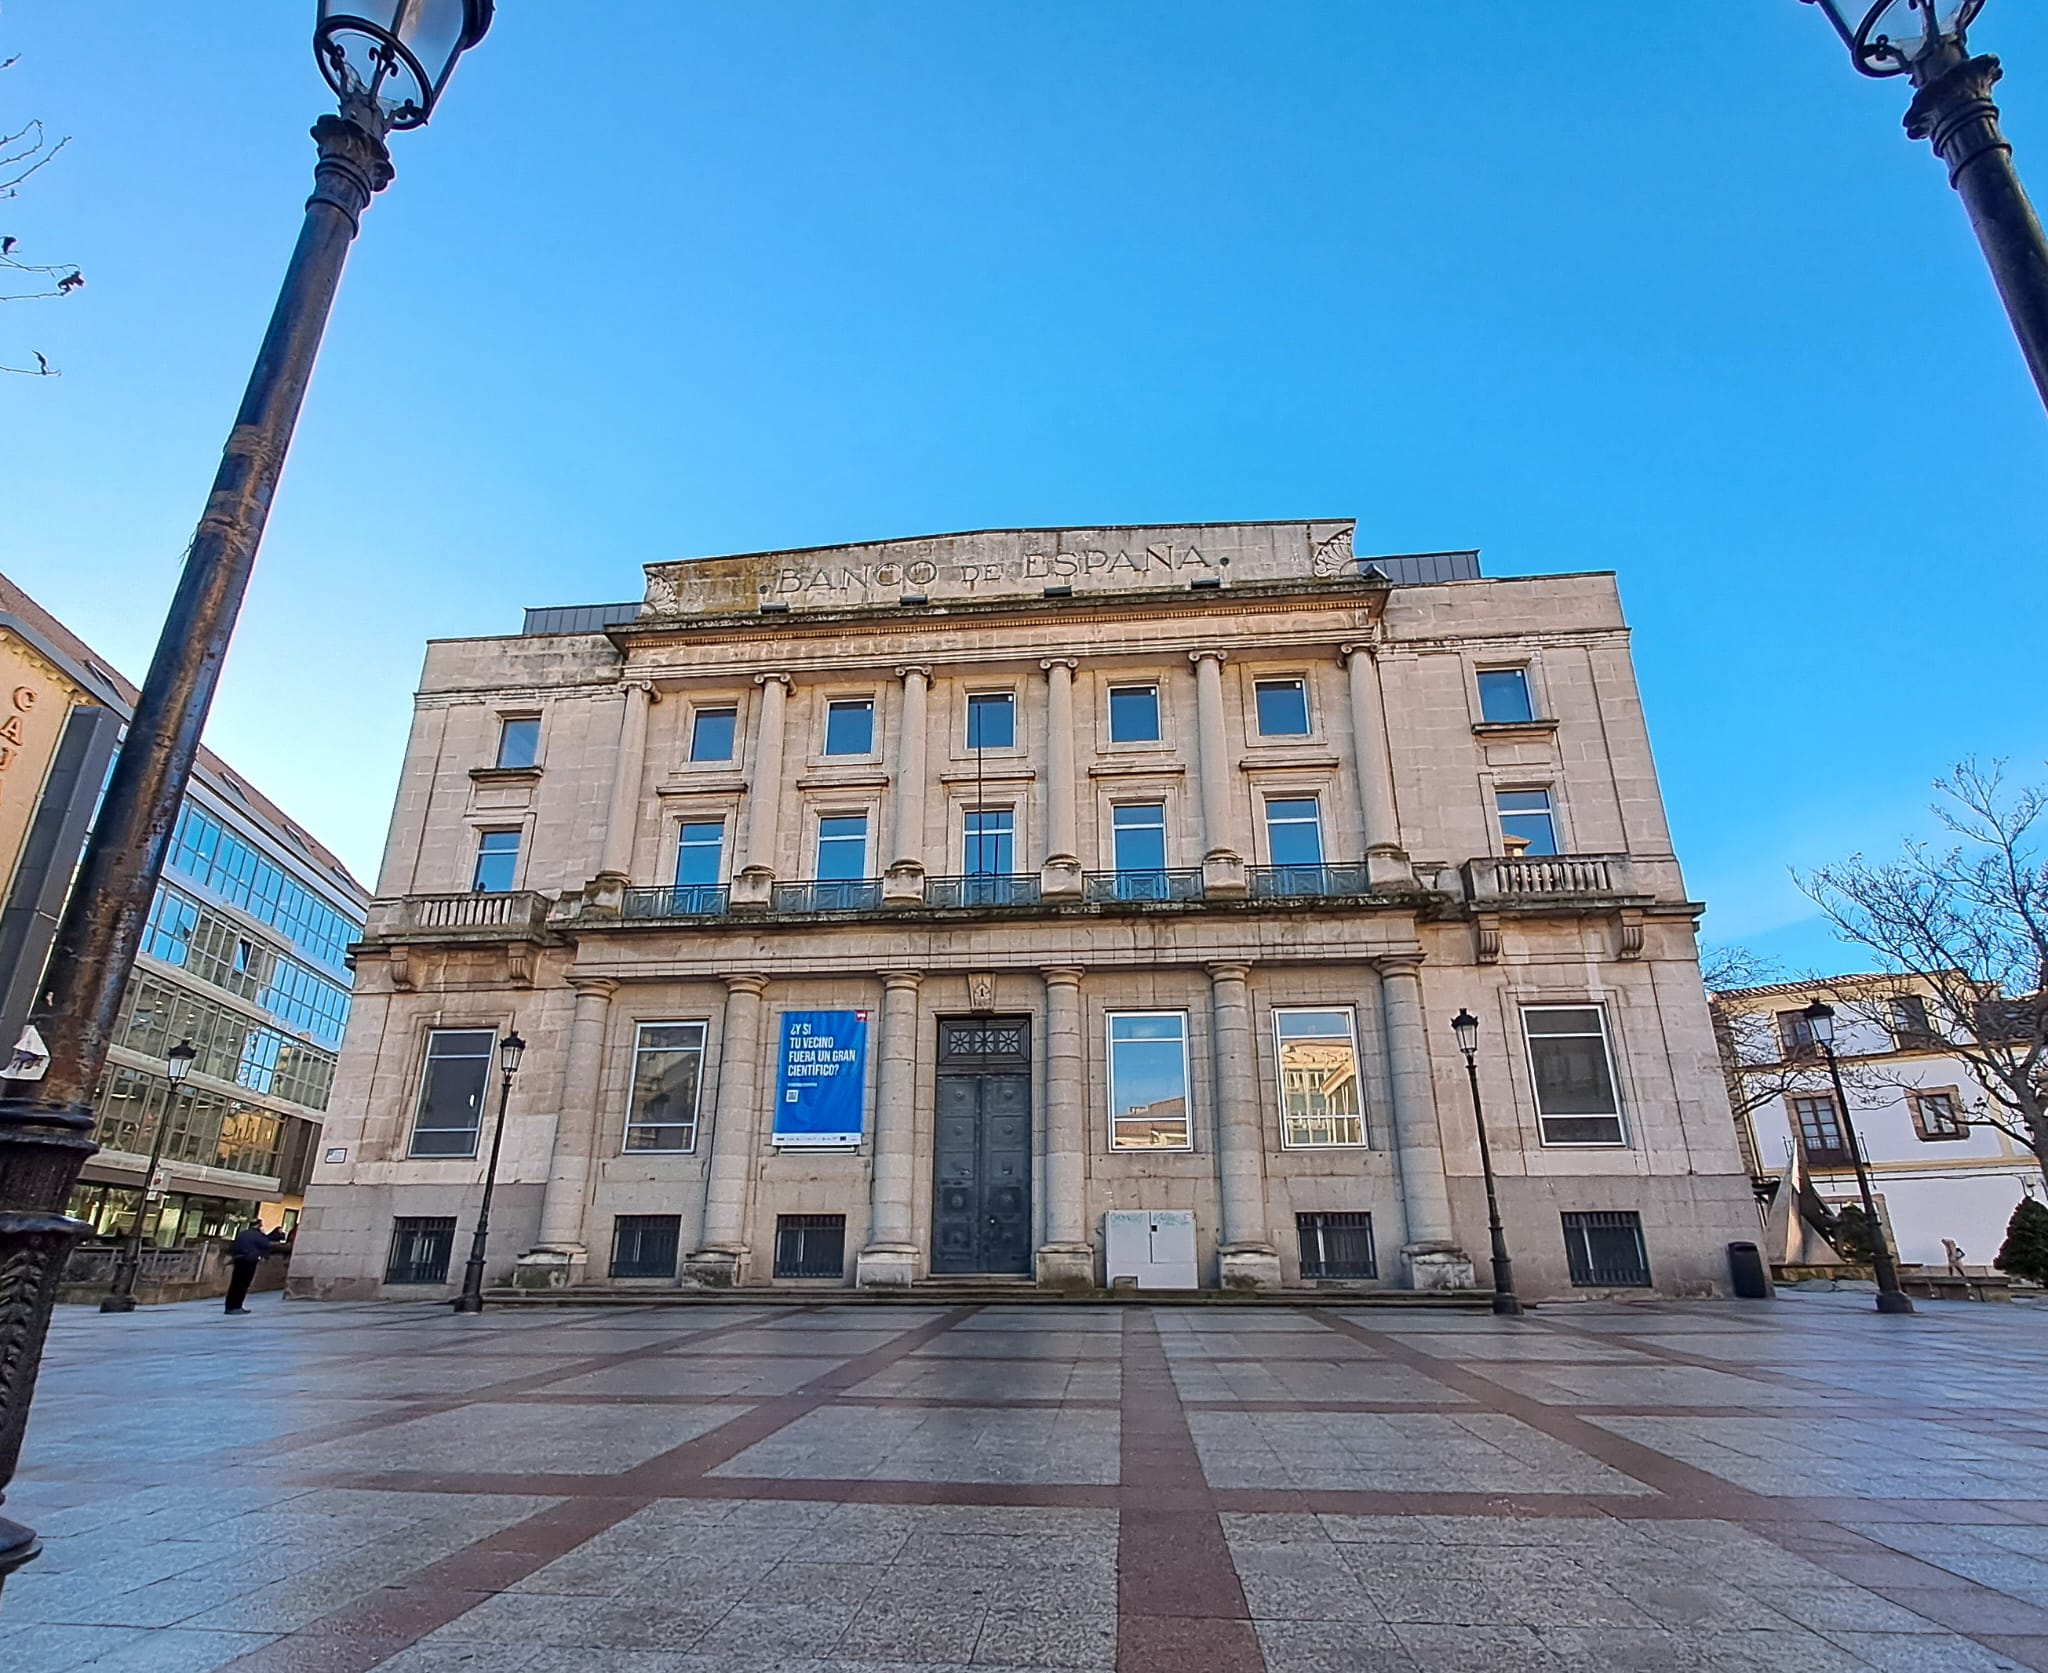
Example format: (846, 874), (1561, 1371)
(452, 1029), (524, 1315)
(1802, 1000), (1915, 1314)
(1449, 1009), (1523, 1317)
(0, 1), (492, 1589)
(1801, 1), (2048, 411)
(98, 1041), (197, 1314)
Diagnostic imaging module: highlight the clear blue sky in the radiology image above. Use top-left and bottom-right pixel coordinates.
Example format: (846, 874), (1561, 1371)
(6, 2), (2045, 970)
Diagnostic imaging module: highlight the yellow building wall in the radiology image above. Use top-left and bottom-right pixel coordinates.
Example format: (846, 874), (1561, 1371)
(0, 630), (91, 900)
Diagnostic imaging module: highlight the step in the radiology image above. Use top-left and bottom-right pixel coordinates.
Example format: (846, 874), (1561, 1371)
(481, 1283), (1495, 1309)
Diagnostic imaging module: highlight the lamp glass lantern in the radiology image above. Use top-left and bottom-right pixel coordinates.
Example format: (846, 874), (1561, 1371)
(1450, 1008), (1480, 1059)
(1801, 999), (1837, 1048)
(165, 1039), (197, 1085)
(315, 0), (495, 128)
(498, 1030), (526, 1076)
(1806, 0), (1987, 76)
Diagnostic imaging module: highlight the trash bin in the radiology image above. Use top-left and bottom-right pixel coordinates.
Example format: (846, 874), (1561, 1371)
(1727, 1241), (1771, 1299)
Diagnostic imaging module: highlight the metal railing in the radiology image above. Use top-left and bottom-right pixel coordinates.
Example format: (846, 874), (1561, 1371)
(771, 878), (884, 913)
(621, 884), (731, 920)
(925, 874), (1042, 908)
(1463, 853), (1633, 902)
(1082, 868), (1205, 904)
(401, 890), (551, 931)
(1248, 862), (1374, 900)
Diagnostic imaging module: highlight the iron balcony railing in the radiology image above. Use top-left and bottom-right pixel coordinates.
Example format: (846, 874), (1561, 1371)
(1248, 862), (1375, 900)
(925, 873), (1043, 908)
(1083, 868), (1205, 904)
(771, 878), (884, 913)
(621, 884), (731, 920)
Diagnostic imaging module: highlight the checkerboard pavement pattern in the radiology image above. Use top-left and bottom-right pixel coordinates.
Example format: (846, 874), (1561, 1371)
(5, 1291), (2048, 1671)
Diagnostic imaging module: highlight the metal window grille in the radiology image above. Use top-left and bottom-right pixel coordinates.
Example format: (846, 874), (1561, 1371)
(774, 1214), (847, 1280)
(1561, 1211), (1652, 1288)
(610, 1215), (681, 1279)
(386, 1216), (456, 1285)
(1297, 1211), (1376, 1279)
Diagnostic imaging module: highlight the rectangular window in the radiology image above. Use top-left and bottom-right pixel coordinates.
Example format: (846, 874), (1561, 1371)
(1111, 802), (1167, 874)
(1888, 994), (1935, 1046)
(408, 1029), (497, 1157)
(495, 716), (540, 769)
(690, 705), (737, 762)
(1790, 1093), (1851, 1165)
(824, 698), (875, 756)
(1275, 1009), (1365, 1147)
(623, 1022), (707, 1152)
(967, 691), (1015, 750)
(1776, 1008), (1820, 1059)
(1909, 1087), (1967, 1142)
(1264, 797), (1324, 868)
(1522, 1006), (1627, 1146)
(964, 808), (1014, 876)
(1561, 1211), (1652, 1287)
(816, 813), (870, 881)
(1297, 1211), (1377, 1279)
(774, 1213), (847, 1279)
(472, 829), (520, 893)
(386, 1216), (456, 1284)
(1497, 790), (1558, 858)
(1253, 677), (1311, 737)
(1108, 684), (1161, 743)
(1477, 668), (1535, 725)
(1108, 1011), (1192, 1150)
(675, 820), (725, 888)
(610, 1215), (681, 1279)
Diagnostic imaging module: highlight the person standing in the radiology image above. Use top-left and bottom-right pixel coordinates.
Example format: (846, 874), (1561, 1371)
(225, 1222), (289, 1315)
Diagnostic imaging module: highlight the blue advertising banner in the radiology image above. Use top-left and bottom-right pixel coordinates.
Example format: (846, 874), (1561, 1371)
(772, 1010), (870, 1148)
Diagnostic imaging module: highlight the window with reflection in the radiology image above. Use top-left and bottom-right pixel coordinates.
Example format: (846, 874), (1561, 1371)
(472, 829), (520, 892)
(816, 814), (870, 881)
(1108, 684), (1160, 743)
(1275, 1009), (1365, 1147)
(1107, 1011), (1192, 1150)
(824, 698), (875, 756)
(690, 706), (737, 762)
(965, 808), (1014, 875)
(408, 1029), (497, 1157)
(967, 692), (1015, 750)
(623, 1022), (707, 1152)
(1477, 668), (1534, 724)
(1254, 677), (1310, 736)
(1522, 1006), (1627, 1146)
(496, 716), (540, 769)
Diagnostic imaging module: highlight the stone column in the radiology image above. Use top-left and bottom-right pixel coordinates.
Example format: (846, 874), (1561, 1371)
(597, 681), (654, 883)
(884, 666), (930, 906)
(1341, 643), (1411, 889)
(1377, 955), (1473, 1290)
(733, 673), (791, 910)
(685, 974), (768, 1286)
(1209, 962), (1280, 1289)
(1036, 965), (1091, 1289)
(1040, 659), (1083, 900)
(857, 972), (923, 1288)
(514, 978), (615, 1291)
(1189, 651), (1246, 896)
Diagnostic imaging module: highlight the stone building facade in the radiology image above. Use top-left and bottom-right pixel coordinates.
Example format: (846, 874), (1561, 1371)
(291, 521), (1755, 1300)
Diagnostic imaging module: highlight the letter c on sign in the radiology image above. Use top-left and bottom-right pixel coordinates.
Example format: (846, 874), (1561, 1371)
(11, 687), (35, 714)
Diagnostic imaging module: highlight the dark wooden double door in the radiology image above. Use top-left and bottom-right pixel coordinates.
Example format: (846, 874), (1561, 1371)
(930, 1017), (1032, 1276)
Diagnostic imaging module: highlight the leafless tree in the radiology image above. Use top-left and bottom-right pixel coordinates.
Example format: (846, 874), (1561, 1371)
(1802, 760), (2048, 1170)
(1, 39), (84, 377)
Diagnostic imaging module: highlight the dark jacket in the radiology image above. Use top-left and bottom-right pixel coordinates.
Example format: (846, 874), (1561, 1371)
(231, 1227), (286, 1263)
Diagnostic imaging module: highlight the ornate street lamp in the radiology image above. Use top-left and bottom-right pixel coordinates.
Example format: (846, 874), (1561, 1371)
(99, 1041), (197, 1315)
(452, 1029), (525, 1315)
(1801, 1000), (1916, 1313)
(1449, 1009), (1523, 1317)
(0, 2), (492, 1591)
(1801, 1), (2048, 410)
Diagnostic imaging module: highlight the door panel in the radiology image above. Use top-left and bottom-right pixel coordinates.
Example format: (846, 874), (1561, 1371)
(929, 1025), (1033, 1276)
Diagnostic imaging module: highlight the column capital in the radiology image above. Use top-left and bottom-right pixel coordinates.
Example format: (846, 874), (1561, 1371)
(723, 972), (769, 996)
(1042, 965), (1084, 987)
(895, 664), (932, 682)
(1188, 649), (1228, 667)
(754, 671), (792, 689)
(618, 677), (660, 701)
(1338, 637), (1383, 662)
(1040, 657), (1078, 675)
(1374, 953), (1426, 977)
(881, 971), (924, 994)
(568, 977), (619, 999)
(1207, 960), (1253, 984)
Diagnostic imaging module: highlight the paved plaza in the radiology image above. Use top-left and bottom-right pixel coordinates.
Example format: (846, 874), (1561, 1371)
(4, 1294), (2048, 1672)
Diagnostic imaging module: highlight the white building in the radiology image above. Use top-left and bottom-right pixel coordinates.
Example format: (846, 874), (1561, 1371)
(291, 521), (1756, 1301)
